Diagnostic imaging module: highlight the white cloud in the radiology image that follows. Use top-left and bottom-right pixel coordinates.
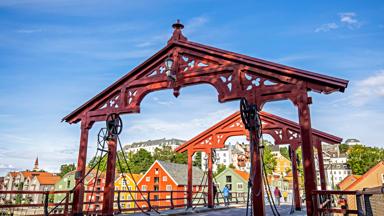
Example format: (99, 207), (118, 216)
(315, 23), (338, 32)
(350, 70), (384, 106)
(315, 12), (361, 33)
(339, 12), (361, 28)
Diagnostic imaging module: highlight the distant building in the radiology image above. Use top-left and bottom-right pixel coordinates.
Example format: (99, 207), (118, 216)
(123, 138), (185, 154)
(337, 175), (361, 190)
(114, 173), (142, 210)
(137, 160), (205, 208)
(344, 138), (361, 146)
(2, 158), (59, 204)
(54, 171), (76, 204)
(324, 163), (352, 189)
(84, 172), (106, 212)
(344, 161), (384, 210)
(28, 173), (61, 204)
(214, 168), (248, 196)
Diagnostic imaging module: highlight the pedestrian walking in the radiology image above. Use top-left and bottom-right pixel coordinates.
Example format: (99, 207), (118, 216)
(274, 186), (282, 207)
(223, 185), (231, 206)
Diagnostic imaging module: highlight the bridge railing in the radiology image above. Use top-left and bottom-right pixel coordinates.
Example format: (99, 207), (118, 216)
(0, 190), (248, 215)
(313, 186), (384, 216)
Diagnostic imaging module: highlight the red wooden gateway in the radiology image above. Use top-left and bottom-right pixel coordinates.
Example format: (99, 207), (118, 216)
(63, 20), (348, 216)
(175, 110), (343, 211)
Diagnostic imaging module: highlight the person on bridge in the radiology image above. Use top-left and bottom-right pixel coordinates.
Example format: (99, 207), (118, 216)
(213, 183), (219, 206)
(274, 186), (282, 207)
(223, 185), (231, 206)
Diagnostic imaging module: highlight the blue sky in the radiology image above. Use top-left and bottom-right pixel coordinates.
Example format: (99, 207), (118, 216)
(0, 0), (383, 175)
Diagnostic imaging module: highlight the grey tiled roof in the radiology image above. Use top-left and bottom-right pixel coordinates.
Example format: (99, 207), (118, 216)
(157, 160), (205, 186)
(124, 138), (185, 149)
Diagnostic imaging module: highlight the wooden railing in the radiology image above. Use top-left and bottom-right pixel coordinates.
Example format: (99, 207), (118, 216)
(313, 186), (384, 216)
(0, 190), (248, 215)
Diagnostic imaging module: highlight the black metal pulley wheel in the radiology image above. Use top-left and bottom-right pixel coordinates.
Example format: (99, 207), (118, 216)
(106, 113), (123, 136)
(97, 128), (108, 149)
(240, 98), (262, 138)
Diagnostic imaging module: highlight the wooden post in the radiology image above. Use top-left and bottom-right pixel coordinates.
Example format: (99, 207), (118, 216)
(73, 120), (89, 215)
(250, 129), (265, 216)
(64, 192), (69, 216)
(316, 139), (327, 190)
(291, 147), (302, 211)
(296, 92), (317, 216)
(207, 149), (214, 208)
(102, 138), (118, 215)
(187, 150), (193, 208)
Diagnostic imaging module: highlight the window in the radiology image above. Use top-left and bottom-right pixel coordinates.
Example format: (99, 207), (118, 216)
(146, 177), (150, 182)
(97, 178), (101, 185)
(154, 195), (159, 201)
(67, 180), (71, 188)
(154, 185), (159, 191)
(155, 168), (159, 175)
(237, 183), (243, 190)
(142, 185), (147, 191)
(121, 203), (125, 208)
(154, 177), (159, 183)
(122, 195), (125, 200)
(226, 176), (232, 183)
(381, 174), (384, 184)
(166, 195), (171, 202)
(128, 186), (132, 191)
(122, 186), (127, 190)
(166, 185), (172, 191)
(163, 176), (167, 181)
(96, 196), (100, 201)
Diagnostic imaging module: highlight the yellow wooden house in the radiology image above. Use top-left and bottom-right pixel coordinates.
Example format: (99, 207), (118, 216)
(114, 173), (143, 210)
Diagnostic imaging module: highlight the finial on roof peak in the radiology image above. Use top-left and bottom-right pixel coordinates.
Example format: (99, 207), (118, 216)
(172, 19), (184, 30)
(168, 19), (187, 44)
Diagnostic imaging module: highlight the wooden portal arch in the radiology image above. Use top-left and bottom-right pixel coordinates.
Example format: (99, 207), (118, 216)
(175, 110), (342, 210)
(63, 20), (348, 216)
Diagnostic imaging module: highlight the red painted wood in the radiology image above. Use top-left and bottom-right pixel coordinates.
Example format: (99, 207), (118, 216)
(296, 92), (317, 216)
(250, 130), (265, 216)
(73, 121), (89, 215)
(102, 138), (117, 215)
(291, 148), (302, 211)
(207, 150), (214, 208)
(187, 151), (193, 208)
(316, 139), (327, 190)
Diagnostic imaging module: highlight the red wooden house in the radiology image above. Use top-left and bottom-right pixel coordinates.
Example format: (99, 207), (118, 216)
(137, 160), (205, 209)
(84, 172), (106, 212)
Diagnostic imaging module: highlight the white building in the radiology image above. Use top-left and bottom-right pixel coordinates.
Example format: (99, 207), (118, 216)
(123, 138), (185, 154)
(325, 163), (352, 189)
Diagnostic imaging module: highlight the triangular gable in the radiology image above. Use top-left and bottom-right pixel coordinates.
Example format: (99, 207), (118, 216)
(63, 22), (348, 124)
(137, 160), (179, 186)
(176, 110), (342, 153)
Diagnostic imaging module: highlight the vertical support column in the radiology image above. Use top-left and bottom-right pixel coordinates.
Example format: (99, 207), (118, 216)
(73, 120), (89, 215)
(251, 130), (265, 216)
(102, 138), (118, 215)
(296, 92), (317, 216)
(316, 140), (327, 190)
(207, 149), (214, 208)
(291, 146), (301, 211)
(187, 150), (193, 208)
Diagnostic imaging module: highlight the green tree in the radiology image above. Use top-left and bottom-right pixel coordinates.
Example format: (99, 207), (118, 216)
(128, 149), (154, 173)
(229, 163), (236, 169)
(153, 146), (188, 164)
(88, 154), (108, 172)
(263, 145), (277, 175)
(279, 147), (289, 160)
(59, 163), (76, 177)
(193, 152), (202, 167)
(347, 145), (384, 175)
(214, 164), (226, 176)
(339, 143), (350, 154)
(173, 151), (188, 164)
